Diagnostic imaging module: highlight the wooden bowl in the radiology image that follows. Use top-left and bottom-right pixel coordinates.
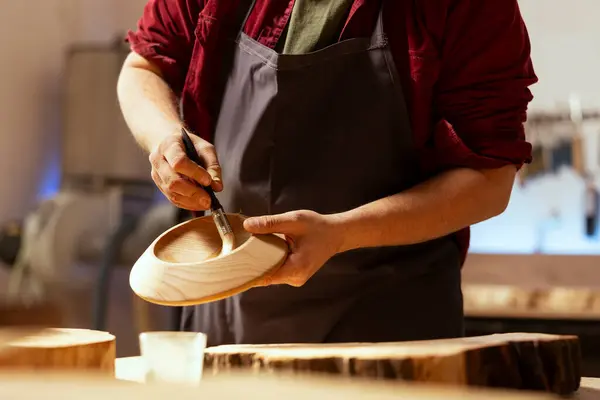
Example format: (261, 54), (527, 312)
(129, 213), (288, 306)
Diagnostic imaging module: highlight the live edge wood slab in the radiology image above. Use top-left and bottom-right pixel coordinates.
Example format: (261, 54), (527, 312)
(0, 328), (115, 373)
(204, 333), (581, 395)
(463, 284), (600, 320)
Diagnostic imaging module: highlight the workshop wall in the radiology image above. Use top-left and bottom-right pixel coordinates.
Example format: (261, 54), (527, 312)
(0, 0), (151, 356)
(0, 0), (147, 223)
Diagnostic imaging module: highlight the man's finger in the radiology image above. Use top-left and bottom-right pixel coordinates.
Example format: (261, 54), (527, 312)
(267, 253), (308, 287)
(150, 169), (164, 187)
(155, 161), (206, 198)
(153, 159), (211, 209)
(244, 212), (302, 234)
(195, 141), (223, 192)
(253, 246), (291, 287)
(171, 193), (210, 211)
(254, 260), (289, 287)
(163, 142), (212, 187)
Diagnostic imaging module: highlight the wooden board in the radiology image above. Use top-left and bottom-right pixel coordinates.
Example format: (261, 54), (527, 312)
(116, 358), (600, 400)
(576, 378), (600, 400)
(116, 355), (600, 399)
(0, 328), (115, 373)
(462, 253), (600, 294)
(0, 371), (560, 400)
(463, 284), (600, 320)
(204, 333), (581, 395)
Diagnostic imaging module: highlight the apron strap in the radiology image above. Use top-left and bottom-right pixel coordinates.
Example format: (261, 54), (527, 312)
(238, 0), (259, 38)
(371, 0), (386, 43)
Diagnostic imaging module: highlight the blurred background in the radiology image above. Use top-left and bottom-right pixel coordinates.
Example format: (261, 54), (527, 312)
(1, 0), (600, 375)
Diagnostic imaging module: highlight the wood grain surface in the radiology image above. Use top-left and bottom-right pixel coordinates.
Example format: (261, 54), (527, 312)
(0, 328), (115, 373)
(114, 357), (600, 399)
(0, 370), (563, 400)
(576, 378), (600, 400)
(129, 214), (288, 306)
(463, 284), (600, 319)
(204, 333), (581, 395)
(463, 253), (600, 290)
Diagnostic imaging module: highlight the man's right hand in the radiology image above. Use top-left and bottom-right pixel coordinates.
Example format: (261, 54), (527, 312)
(149, 131), (223, 211)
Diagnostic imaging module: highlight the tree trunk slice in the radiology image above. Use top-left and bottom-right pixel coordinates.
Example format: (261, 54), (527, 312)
(204, 333), (581, 395)
(0, 328), (115, 373)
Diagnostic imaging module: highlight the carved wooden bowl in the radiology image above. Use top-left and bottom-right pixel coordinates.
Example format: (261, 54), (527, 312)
(129, 214), (288, 306)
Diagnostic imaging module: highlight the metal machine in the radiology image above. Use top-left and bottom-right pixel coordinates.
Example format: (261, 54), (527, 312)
(5, 38), (177, 332)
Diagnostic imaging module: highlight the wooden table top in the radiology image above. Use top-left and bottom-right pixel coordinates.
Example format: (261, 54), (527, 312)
(576, 378), (600, 399)
(115, 357), (600, 399)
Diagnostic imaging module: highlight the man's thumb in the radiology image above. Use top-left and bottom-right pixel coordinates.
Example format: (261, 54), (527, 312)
(244, 213), (297, 234)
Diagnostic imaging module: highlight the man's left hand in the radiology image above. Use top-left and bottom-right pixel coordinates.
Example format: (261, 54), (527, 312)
(243, 210), (343, 287)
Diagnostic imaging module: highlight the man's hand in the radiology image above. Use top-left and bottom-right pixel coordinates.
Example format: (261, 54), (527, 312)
(243, 210), (343, 287)
(242, 165), (517, 288)
(149, 132), (223, 211)
(118, 52), (223, 211)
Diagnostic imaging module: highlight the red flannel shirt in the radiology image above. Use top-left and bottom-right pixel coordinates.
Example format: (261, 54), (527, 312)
(126, 0), (538, 264)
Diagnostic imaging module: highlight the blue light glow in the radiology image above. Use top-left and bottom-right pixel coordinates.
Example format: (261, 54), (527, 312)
(37, 154), (61, 201)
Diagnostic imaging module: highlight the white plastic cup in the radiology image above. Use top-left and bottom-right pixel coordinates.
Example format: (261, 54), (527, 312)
(139, 331), (207, 385)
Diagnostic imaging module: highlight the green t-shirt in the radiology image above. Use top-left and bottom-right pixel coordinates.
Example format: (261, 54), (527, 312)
(276, 0), (354, 54)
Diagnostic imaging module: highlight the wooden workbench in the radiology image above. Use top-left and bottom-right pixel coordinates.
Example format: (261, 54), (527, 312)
(463, 284), (600, 320)
(114, 357), (600, 399)
(462, 283), (600, 377)
(577, 378), (600, 399)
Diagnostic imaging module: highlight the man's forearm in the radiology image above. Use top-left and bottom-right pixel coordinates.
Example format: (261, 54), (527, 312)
(333, 165), (517, 252)
(117, 52), (182, 153)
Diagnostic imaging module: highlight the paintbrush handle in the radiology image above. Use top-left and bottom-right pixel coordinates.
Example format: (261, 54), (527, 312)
(180, 128), (234, 237)
(180, 128), (223, 212)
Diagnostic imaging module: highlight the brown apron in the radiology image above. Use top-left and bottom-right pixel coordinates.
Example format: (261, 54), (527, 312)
(181, 1), (464, 345)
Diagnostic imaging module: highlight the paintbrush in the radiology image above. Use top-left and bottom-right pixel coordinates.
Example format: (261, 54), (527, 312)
(180, 128), (235, 254)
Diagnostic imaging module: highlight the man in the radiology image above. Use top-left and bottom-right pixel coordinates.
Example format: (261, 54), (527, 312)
(118, 0), (537, 345)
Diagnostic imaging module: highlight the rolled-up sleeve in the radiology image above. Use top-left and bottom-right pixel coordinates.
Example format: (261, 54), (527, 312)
(126, 0), (201, 94)
(433, 0), (538, 170)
